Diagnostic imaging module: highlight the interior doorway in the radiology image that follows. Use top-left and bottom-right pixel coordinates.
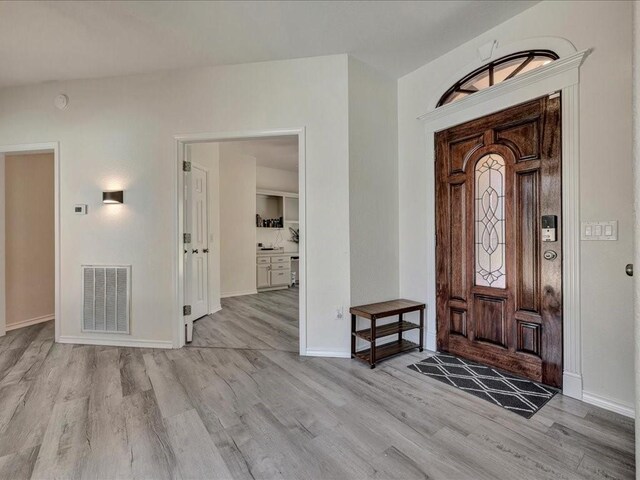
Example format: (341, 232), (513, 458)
(0, 143), (60, 340)
(176, 129), (306, 353)
(435, 96), (563, 387)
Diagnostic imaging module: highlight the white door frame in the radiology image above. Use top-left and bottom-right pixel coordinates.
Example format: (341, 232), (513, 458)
(418, 47), (589, 399)
(0, 142), (61, 341)
(173, 128), (307, 353)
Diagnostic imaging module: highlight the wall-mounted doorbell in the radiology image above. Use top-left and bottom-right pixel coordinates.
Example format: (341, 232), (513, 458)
(542, 215), (557, 242)
(74, 204), (88, 215)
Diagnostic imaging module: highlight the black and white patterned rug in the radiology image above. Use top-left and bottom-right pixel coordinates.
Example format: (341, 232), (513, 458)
(408, 353), (558, 418)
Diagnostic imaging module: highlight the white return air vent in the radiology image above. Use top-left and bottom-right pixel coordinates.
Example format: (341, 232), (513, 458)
(82, 265), (131, 334)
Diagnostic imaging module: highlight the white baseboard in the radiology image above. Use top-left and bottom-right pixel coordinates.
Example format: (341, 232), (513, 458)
(562, 371), (583, 400)
(6, 314), (54, 331)
(220, 289), (258, 299)
(304, 349), (351, 358)
(58, 335), (173, 349)
(582, 391), (635, 418)
(426, 330), (437, 351)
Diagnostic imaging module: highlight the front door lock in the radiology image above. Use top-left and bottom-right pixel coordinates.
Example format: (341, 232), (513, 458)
(543, 250), (558, 261)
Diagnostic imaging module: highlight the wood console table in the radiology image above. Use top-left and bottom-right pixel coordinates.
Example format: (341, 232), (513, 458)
(350, 299), (425, 368)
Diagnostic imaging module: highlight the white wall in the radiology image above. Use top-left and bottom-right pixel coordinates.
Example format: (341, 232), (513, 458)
(348, 57), (399, 307)
(219, 144), (257, 297)
(0, 54), (351, 352)
(256, 227), (298, 254)
(633, 0), (640, 455)
(187, 143), (221, 312)
(257, 165), (298, 193)
(398, 1), (634, 410)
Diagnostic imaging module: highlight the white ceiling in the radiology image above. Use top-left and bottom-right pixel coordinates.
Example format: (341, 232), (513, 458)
(224, 136), (298, 172)
(0, 1), (538, 88)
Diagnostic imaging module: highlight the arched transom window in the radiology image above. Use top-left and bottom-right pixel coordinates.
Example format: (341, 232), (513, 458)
(437, 50), (559, 107)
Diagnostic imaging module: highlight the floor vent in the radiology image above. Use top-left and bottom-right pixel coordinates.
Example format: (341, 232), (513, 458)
(82, 265), (131, 334)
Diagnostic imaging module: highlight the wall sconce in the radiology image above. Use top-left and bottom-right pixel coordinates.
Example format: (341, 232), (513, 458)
(103, 190), (124, 204)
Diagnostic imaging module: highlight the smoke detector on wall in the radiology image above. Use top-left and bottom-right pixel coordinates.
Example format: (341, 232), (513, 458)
(54, 94), (69, 110)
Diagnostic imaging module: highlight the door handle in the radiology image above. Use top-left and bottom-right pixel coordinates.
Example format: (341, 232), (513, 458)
(626, 264), (633, 277)
(192, 249), (199, 254)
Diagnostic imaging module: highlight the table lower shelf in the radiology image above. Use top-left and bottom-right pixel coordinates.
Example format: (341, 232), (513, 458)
(353, 320), (420, 342)
(353, 339), (421, 367)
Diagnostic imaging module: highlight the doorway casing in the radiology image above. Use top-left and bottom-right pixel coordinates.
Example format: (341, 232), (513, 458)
(0, 142), (61, 340)
(174, 128), (307, 354)
(418, 44), (589, 399)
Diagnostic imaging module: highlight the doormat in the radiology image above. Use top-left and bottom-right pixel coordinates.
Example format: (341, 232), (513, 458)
(408, 353), (558, 419)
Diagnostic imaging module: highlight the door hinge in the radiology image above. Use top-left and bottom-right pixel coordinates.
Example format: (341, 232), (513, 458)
(183, 305), (192, 316)
(183, 161), (192, 172)
(183, 233), (191, 244)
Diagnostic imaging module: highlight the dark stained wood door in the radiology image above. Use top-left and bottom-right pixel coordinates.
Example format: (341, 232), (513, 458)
(435, 96), (562, 387)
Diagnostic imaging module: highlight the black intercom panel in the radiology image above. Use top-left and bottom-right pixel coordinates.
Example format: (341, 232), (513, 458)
(542, 215), (557, 242)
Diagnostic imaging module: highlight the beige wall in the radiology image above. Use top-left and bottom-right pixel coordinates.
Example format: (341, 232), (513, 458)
(219, 143), (257, 297)
(5, 153), (54, 328)
(256, 166), (298, 193)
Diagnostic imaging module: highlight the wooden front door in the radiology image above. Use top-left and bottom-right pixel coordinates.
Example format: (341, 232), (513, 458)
(435, 96), (562, 387)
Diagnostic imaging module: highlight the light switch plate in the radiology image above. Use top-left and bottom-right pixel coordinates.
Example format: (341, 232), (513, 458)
(581, 220), (617, 241)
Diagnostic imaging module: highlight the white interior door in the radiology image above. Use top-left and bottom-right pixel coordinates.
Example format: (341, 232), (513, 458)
(184, 162), (209, 342)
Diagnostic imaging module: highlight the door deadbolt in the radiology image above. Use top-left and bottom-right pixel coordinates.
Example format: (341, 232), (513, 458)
(543, 250), (557, 261)
(626, 264), (633, 277)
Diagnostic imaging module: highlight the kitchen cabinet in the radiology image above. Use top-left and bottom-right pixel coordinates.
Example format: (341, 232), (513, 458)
(256, 253), (291, 291)
(257, 264), (271, 289)
(256, 190), (299, 230)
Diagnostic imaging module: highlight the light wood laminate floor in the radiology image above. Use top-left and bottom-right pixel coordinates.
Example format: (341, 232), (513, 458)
(190, 288), (299, 352)
(0, 289), (633, 479)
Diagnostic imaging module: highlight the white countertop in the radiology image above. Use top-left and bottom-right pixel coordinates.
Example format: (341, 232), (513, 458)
(257, 249), (299, 256)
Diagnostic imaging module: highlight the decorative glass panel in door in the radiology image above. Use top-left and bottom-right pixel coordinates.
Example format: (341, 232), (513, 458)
(474, 154), (506, 288)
